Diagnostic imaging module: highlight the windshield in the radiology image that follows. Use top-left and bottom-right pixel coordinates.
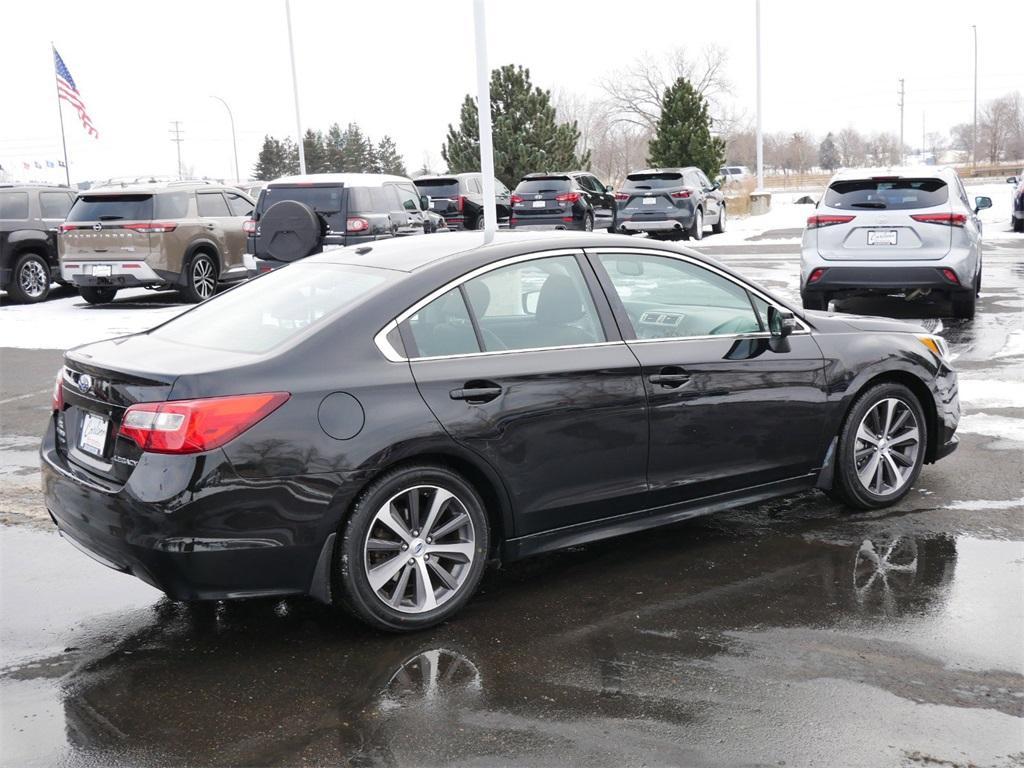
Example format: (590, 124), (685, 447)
(623, 173), (684, 190)
(514, 178), (571, 194)
(67, 194), (154, 222)
(824, 178), (949, 210)
(151, 263), (392, 354)
(414, 179), (460, 198)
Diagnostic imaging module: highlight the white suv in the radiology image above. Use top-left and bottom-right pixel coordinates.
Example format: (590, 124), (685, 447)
(800, 167), (992, 319)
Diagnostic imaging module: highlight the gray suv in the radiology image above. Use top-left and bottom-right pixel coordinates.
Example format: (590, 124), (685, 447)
(0, 185), (76, 303)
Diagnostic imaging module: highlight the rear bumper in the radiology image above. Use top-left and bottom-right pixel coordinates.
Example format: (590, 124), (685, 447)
(63, 260), (163, 288)
(510, 213), (585, 231)
(618, 216), (693, 233)
(39, 420), (332, 601)
(801, 266), (973, 295)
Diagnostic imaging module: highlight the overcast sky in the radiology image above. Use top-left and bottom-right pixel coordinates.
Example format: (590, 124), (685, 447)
(2, 0), (1021, 184)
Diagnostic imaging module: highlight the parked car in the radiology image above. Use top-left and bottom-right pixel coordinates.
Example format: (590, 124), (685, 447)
(1, 184), (76, 303)
(59, 183), (255, 304)
(247, 173), (433, 272)
(614, 167), (726, 240)
(413, 173), (511, 230)
(509, 172), (615, 232)
(1008, 171), (1024, 233)
(41, 231), (959, 631)
(800, 167), (992, 318)
(236, 181), (267, 200)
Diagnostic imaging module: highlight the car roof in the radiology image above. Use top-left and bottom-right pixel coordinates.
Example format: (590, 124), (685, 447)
(0, 185), (74, 192)
(79, 183), (230, 195)
(829, 166), (957, 182)
(269, 173), (412, 187)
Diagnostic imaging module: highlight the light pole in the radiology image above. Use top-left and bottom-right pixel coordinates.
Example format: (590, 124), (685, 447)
(210, 96), (239, 183)
(755, 0), (763, 191)
(473, 0), (497, 241)
(971, 24), (978, 170)
(285, 0), (306, 174)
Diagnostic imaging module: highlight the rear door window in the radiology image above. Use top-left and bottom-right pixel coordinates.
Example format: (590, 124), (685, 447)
(155, 191), (191, 219)
(405, 289), (480, 358)
(823, 178), (949, 210)
(225, 192), (254, 217)
(39, 192), (74, 219)
(66, 194), (153, 222)
(197, 192), (231, 217)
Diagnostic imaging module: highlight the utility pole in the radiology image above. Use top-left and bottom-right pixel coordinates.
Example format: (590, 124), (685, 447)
(922, 112), (926, 163)
(971, 25), (978, 170)
(285, 0), (306, 175)
(169, 121), (184, 179)
(897, 78), (905, 166)
(473, 0), (497, 241)
(755, 0), (763, 191)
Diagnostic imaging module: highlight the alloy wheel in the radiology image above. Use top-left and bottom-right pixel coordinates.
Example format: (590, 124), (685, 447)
(363, 485), (476, 614)
(19, 259), (48, 299)
(192, 257), (216, 299)
(584, 215), (594, 232)
(853, 398), (920, 496)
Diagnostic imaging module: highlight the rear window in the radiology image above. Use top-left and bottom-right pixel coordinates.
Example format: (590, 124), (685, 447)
(623, 173), (684, 190)
(258, 185), (345, 224)
(514, 177), (571, 194)
(414, 179), (460, 198)
(823, 178), (949, 210)
(0, 192), (30, 219)
(150, 263), (392, 354)
(67, 194), (153, 222)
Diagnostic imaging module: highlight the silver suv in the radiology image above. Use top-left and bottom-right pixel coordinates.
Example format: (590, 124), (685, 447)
(800, 167), (992, 319)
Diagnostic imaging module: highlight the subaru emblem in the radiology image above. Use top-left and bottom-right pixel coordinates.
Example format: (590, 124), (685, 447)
(93, 223), (103, 231)
(77, 374), (92, 393)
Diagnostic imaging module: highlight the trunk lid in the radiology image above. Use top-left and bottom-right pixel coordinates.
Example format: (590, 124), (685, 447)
(617, 172), (692, 218)
(512, 176), (573, 219)
(59, 193), (158, 264)
(414, 179), (461, 216)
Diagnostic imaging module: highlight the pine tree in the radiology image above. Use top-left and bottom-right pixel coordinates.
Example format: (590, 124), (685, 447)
(303, 129), (330, 173)
(376, 136), (407, 175)
(646, 77), (725, 176)
(339, 123), (374, 172)
(818, 132), (841, 171)
(253, 135), (287, 180)
(281, 138), (300, 176)
(325, 123), (345, 172)
(442, 64), (589, 188)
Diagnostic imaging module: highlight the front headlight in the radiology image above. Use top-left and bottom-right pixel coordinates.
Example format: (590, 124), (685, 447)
(917, 334), (950, 362)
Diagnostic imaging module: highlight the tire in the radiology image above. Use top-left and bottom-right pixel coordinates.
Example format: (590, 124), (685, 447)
(8, 252), (51, 303)
(473, 214), (485, 231)
(583, 214), (594, 232)
(801, 290), (829, 311)
(336, 464), (490, 632)
(975, 263), (982, 297)
(258, 200), (322, 262)
(690, 208), (704, 240)
(711, 205), (726, 234)
(79, 286), (118, 305)
(1014, 216), (1024, 233)
(951, 289), (975, 320)
(830, 382), (927, 510)
(180, 251), (218, 303)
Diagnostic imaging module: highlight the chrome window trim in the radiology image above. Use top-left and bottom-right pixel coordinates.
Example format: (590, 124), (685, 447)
(407, 340), (626, 363)
(587, 246), (811, 336)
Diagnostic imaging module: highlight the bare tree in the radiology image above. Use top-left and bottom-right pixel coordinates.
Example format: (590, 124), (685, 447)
(924, 131), (947, 163)
(724, 127), (757, 169)
(978, 93), (1021, 163)
(836, 127), (867, 168)
(555, 89), (650, 185)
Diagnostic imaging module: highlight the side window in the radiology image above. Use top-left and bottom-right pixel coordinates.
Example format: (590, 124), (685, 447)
(390, 184), (420, 212)
(463, 254), (605, 352)
(39, 192), (74, 219)
(405, 288), (480, 358)
(697, 171), (712, 189)
(0, 192), (30, 219)
(197, 192), (231, 217)
(587, 175), (605, 193)
(748, 294), (771, 332)
(468, 177), (481, 194)
(495, 179), (510, 196)
(226, 192), (254, 217)
(155, 191), (191, 219)
(597, 253), (761, 339)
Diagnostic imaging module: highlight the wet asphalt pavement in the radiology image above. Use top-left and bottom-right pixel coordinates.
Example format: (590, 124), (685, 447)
(1, 233), (1022, 767)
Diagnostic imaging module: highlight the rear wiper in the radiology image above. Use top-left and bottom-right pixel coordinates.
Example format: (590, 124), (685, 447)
(850, 202), (886, 209)
(97, 215), (124, 220)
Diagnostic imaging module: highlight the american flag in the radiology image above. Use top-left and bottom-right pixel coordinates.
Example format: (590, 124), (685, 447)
(53, 47), (98, 138)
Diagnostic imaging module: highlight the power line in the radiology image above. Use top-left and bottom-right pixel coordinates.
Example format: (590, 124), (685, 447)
(169, 120), (184, 178)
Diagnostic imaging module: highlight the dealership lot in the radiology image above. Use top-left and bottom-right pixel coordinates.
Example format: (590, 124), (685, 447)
(1, 185), (1022, 767)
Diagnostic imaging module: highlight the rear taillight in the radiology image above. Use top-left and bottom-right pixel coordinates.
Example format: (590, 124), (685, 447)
(911, 213), (966, 227)
(347, 217), (369, 233)
(59, 224), (80, 233)
(242, 219), (257, 235)
(119, 392), (289, 455)
(670, 190), (692, 199)
(807, 214), (856, 229)
(555, 192), (581, 203)
(510, 195), (524, 205)
(808, 268), (827, 284)
(456, 195), (466, 212)
(614, 193), (629, 201)
(52, 368), (64, 412)
(122, 221), (178, 234)
(941, 269), (960, 284)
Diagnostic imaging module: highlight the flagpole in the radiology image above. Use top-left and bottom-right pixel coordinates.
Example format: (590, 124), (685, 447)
(51, 43), (71, 187)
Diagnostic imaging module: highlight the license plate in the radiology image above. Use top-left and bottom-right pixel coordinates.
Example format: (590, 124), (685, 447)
(79, 412), (108, 457)
(91, 264), (112, 277)
(642, 197), (658, 205)
(532, 200), (546, 208)
(868, 229), (897, 246)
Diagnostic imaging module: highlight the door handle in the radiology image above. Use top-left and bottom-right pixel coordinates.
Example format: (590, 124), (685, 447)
(450, 381), (503, 403)
(648, 367), (691, 388)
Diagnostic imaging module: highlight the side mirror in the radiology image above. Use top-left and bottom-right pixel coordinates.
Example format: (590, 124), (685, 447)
(974, 196), (992, 213)
(605, 186), (614, 194)
(1006, 176), (1018, 184)
(768, 306), (797, 337)
(420, 194), (431, 211)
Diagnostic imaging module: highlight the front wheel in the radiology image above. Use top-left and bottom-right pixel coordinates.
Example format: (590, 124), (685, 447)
(9, 252), (51, 303)
(830, 383), (927, 510)
(79, 286), (118, 305)
(951, 289), (975, 320)
(336, 465), (490, 632)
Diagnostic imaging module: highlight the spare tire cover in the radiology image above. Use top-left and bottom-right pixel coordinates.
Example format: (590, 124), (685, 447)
(259, 200), (322, 262)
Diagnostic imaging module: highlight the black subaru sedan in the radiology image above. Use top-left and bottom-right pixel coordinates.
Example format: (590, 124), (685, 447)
(41, 232), (959, 631)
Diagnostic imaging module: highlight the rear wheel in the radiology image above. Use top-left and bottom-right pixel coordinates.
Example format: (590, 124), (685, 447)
(801, 290), (829, 311)
(711, 205), (726, 234)
(831, 383), (927, 510)
(9, 252), (51, 303)
(583, 214), (594, 232)
(473, 214), (485, 230)
(336, 464), (490, 632)
(951, 289), (975, 320)
(79, 286), (117, 305)
(1014, 217), (1024, 233)
(690, 208), (704, 240)
(181, 252), (218, 303)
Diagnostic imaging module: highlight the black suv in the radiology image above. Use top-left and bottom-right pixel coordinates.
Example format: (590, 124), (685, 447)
(614, 167), (725, 241)
(413, 173), (512, 230)
(509, 172), (615, 232)
(0, 185), (76, 303)
(247, 173), (435, 271)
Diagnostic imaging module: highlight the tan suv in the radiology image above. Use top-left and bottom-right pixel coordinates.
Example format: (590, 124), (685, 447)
(59, 183), (254, 304)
